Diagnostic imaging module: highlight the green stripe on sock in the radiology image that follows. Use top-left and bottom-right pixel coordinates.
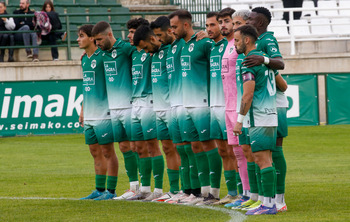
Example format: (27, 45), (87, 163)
(167, 169), (180, 194)
(152, 155), (165, 189)
(206, 148), (222, 189)
(95, 174), (106, 190)
(122, 150), (139, 182)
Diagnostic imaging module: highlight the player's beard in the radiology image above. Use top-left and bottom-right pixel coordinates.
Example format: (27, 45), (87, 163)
(149, 42), (160, 53)
(221, 28), (233, 37)
(209, 31), (221, 41)
(176, 28), (187, 40)
(235, 43), (246, 54)
(101, 39), (112, 51)
(163, 34), (173, 45)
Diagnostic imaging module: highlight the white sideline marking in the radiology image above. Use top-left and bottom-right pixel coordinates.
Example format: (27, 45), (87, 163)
(195, 205), (247, 222)
(0, 197), (247, 222)
(0, 197), (79, 200)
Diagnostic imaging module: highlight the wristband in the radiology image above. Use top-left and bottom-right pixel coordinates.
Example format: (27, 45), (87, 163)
(237, 114), (245, 123)
(263, 56), (270, 65)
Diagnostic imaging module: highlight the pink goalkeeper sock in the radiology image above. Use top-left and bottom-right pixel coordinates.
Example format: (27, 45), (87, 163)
(233, 146), (250, 191)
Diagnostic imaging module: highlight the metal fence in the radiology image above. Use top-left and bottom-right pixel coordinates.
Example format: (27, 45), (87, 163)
(173, 0), (221, 27)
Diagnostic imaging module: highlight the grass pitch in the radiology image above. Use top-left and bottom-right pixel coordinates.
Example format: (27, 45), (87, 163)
(0, 125), (349, 221)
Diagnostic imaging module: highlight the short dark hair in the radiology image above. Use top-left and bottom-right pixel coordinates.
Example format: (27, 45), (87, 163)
(126, 17), (149, 30)
(78, 24), (94, 37)
(206, 11), (218, 19)
(91, 21), (111, 36)
(234, 25), (258, 42)
(252, 7), (272, 25)
(217, 7), (236, 19)
(133, 25), (154, 46)
(168, 9), (192, 23)
(150, 16), (170, 31)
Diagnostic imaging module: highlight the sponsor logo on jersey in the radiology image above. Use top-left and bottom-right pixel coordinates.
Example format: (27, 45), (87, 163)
(83, 71), (95, 86)
(181, 56), (191, 71)
(112, 49), (117, 58)
(166, 57), (175, 73)
(159, 50), (164, 59)
(188, 43), (194, 52)
(151, 62), (161, 77)
(210, 56), (221, 71)
(91, 59), (96, 69)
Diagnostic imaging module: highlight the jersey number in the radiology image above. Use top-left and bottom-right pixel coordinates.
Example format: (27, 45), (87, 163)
(265, 69), (276, 96)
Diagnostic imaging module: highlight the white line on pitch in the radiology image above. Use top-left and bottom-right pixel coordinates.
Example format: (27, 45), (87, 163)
(0, 197), (79, 200)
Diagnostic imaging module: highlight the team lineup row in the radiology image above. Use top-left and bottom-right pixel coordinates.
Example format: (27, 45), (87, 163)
(78, 6), (288, 216)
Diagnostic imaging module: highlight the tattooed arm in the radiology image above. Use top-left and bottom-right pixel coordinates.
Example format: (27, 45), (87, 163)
(233, 72), (255, 135)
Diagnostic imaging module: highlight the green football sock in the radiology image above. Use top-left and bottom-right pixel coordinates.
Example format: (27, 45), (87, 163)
(152, 155), (165, 189)
(177, 145), (191, 190)
(194, 151), (210, 187)
(184, 144), (200, 189)
(95, 174), (106, 191)
(247, 162), (259, 194)
(256, 164), (264, 196)
(134, 151), (140, 175)
(224, 170), (237, 196)
(261, 167), (276, 198)
(122, 150), (138, 182)
(272, 146), (287, 194)
(206, 148), (222, 188)
(139, 157), (152, 187)
(236, 172), (243, 195)
(106, 176), (118, 192)
(167, 169), (180, 194)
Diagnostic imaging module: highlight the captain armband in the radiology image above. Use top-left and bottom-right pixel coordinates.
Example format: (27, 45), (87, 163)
(242, 72), (255, 83)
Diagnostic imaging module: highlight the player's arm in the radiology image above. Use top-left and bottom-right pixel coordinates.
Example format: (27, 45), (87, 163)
(233, 72), (255, 135)
(79, 104), (84, 127)
(275, 74), (288, 92)
(242, 55), (284, 70)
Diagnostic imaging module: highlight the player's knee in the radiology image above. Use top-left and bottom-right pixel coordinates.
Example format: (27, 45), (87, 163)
(119, 141), (131, 153)
(218, 146), (229, 158)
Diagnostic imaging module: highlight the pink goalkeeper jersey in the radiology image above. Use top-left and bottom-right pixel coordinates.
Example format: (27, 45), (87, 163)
(221, 38), (238, 111)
